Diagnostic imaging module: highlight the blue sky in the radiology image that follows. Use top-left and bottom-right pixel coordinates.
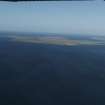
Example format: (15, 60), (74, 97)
(0, 0), (105, 35)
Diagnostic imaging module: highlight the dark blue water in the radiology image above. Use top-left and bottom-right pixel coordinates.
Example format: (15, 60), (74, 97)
(0, 37), (105, 105)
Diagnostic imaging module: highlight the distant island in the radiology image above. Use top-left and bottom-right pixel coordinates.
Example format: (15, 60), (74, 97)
(9, 34), (105, 46)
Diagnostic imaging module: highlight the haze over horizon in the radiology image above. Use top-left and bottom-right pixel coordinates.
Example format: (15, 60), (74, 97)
(0, 0), (105, 36)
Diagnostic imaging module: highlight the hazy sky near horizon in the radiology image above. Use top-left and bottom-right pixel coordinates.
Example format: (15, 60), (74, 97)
(0, 1), (105, 35)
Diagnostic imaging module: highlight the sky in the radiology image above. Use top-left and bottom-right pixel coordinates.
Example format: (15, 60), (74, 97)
(0, 0), (105, 35)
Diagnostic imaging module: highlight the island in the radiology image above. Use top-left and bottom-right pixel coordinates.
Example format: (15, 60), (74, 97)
(9, 34), (105, 46)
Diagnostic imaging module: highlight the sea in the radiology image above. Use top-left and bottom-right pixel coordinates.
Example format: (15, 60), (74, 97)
(0, 35), (105, 105)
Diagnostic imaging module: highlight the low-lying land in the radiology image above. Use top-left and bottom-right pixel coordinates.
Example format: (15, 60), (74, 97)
(9, 35), (105, 46)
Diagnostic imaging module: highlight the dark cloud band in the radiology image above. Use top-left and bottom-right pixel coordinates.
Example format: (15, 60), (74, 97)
(0, 0), (94, 1)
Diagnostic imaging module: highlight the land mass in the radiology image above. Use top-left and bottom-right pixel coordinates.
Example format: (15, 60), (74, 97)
(9, 35), (105, 46)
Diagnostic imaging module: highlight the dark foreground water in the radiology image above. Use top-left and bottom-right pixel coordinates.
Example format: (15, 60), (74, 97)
(0, 37), (105, 105)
